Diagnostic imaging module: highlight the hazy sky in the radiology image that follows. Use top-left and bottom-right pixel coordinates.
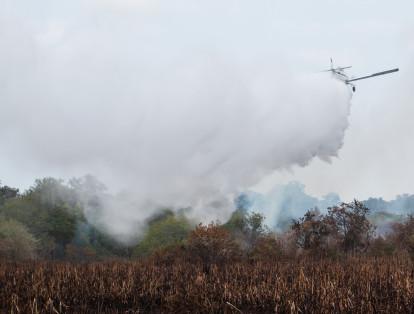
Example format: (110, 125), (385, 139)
(254, 1), (414, 201)
(1, 0), (413, 205)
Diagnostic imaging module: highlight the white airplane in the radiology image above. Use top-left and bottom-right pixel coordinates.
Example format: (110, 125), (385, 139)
(323, 58), (399, 92)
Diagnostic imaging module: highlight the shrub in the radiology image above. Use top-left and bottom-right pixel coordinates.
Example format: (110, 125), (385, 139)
(249, 234), (284, 261)
(186, 223), (241, 265)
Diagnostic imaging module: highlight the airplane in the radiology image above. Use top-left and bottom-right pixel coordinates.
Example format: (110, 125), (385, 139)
(323, 58), (399, 92)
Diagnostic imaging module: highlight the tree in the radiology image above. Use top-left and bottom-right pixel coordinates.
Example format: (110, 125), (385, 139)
(133, 211), (191, 257)
(0, 218), (37, 260)
(0, 183), (19, 206)
(391, 215), (414, 260)
(71, 222), (130, 258)
(69, 175), (107, 211)
(224, 209), (247, 235)
(26, 177), (76, 209)
(46, 204), (78, 247)
(0, 178), (84, 259)
(291, 209), (332, 255)
(224, 210), (268, 251)
(326, 200), (375, 254)
(246, 212), (267, 244)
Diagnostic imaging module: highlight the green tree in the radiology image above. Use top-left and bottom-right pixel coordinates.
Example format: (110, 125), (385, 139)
(224, 209), (247, 234)
(26, 177), (77, 209)
(0, 218), (37, 260)
(133, 211), (191, 257)
(224, 210), (268, 251)
(46, 204), (78, 246)
(0, 183), (19, 206)
(246, 212), (267, 244)
(0, 178), (84, 258)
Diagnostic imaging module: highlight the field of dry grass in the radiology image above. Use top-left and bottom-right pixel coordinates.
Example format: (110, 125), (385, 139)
(2, 256), (414, 313)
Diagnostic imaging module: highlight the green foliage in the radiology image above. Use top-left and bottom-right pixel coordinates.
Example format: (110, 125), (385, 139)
(45, 204), (78, 246)
(0, 197), (40, 229)
(1, 197), (80, 246)
(74, 222), (131, 258)
(26, 177), (78, 209)
(224, 210), (268, 251)
(133, 212), (191, 257)
(1, 177), (411, 262)
(246, 212), (267, 239)
(0, 184), (19, 206)
(0, 218), (37, 260)
(224, 209), (247, 233)
(0, 177), (133, 260)
(0, 179), (84, 258)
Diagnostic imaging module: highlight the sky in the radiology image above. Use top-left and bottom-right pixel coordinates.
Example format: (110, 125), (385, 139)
(1, 0), (413, 207)
(254, 1), (414, 201)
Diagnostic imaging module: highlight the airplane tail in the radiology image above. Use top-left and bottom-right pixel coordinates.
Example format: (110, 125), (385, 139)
(322, 58), (352, 72)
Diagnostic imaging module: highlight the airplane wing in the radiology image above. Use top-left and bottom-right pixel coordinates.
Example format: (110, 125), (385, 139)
(346, 68), (399, 83)
(321, 66), (352, 73)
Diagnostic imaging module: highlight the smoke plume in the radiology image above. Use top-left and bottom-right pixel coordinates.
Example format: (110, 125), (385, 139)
(0, 1), (352, 239)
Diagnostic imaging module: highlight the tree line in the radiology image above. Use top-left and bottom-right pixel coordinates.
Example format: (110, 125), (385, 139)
(1, 177), (414, 262)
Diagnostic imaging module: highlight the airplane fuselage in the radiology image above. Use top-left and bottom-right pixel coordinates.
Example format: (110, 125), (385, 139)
(331, 69), (356, 92)
(324, 59), (398, 93)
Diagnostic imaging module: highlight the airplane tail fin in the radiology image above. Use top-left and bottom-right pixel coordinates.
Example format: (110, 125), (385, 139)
(322, 58), (352, 72)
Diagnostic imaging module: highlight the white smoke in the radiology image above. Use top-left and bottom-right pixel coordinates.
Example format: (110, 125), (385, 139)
(0, 1), (352, 239)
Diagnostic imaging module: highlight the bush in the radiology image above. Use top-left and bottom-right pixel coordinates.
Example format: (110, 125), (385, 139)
(391, 215), (414, 260)
(249, 234), (284, 261)
(368, 236), (395, 257)
(186, 223), (241, 265)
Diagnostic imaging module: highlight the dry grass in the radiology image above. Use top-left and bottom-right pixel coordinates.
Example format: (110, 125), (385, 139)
(1, 256), (414, 313)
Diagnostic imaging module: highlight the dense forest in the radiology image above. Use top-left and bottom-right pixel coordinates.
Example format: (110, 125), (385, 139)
(1, 176), (414, 262)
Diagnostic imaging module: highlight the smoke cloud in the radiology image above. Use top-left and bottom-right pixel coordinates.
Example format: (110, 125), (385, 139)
(0, 1), (352, 239)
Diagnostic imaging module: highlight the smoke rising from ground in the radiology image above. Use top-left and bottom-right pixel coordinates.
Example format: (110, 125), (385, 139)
(0, 1), (352, 239)
(241, 181), (414, 236)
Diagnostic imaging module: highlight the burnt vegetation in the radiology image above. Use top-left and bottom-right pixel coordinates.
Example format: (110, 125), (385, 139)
(2, 178), (414, 312)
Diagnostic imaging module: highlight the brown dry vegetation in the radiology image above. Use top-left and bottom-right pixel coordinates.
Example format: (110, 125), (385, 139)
(3, 189), (414, 313)
(2, 256), (414, 313)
